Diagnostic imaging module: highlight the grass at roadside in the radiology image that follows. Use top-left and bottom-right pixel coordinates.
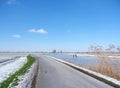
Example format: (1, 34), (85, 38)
(88, 45), (120, 80)
(86, 59), (120, 80)
(0, 55), (36, 88)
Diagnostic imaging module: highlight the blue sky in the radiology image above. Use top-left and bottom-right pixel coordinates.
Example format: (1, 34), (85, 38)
(0, 0), (120, 52)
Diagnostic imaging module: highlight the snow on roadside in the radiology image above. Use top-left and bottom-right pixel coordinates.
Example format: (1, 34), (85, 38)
(14, 58), (38, 88)
(48, 56), (120, 86)
(0, 57), (27, 83)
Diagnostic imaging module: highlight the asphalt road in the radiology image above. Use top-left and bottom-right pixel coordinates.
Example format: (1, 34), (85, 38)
(36, 55), (113, 88)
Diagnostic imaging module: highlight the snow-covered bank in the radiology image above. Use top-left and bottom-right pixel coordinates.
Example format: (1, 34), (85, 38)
(48, 56), (120, 87)
(13, 57), (38, 88)
(0, 57), (27, 83)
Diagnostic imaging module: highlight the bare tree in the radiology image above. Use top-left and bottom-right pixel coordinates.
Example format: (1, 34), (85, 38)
(108, 44), (116, 55)
(117, 46), (120, 53)
(88, 45), (103, 57)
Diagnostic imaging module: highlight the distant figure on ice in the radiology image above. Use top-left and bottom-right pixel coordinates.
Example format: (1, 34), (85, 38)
(75, 54), (77, 58)
(73, 54), (77, 58)
(73, 54), (74, 58)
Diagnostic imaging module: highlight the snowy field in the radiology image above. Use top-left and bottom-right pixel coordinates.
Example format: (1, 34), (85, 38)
(0, 57), (27, 83)
(0, 52), (29, 57)
(0, 56), (20, 66)
(0, 56), (14, 63)
(0, 52), (29, 67)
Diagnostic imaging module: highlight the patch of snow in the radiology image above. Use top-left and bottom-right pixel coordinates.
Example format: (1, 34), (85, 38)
(77, 54), (96, 57)
(0, 57), (27, 83)
(108, 56), (120, 59)
(66, 53), (96, 57)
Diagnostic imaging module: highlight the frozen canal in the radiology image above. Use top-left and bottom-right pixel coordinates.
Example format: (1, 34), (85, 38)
(49, 53), (98, 66)
(49, 53), (120, 69)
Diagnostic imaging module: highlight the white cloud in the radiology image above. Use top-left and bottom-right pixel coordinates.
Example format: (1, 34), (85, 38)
(28, 29), (36, 32)
(12, 35), (21, 38)
(7, 0), (17, 5)
(28, 29), (48, 34)
(37, 29), (48, 34)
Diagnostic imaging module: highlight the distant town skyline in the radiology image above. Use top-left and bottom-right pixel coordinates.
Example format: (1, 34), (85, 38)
(0, 0), (120, 52)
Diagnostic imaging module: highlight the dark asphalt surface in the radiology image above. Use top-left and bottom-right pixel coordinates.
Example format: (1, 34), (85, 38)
(36, 55), (113, 88)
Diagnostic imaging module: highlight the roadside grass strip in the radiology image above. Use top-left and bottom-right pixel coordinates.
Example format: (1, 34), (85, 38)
(0, 55), (35, 88)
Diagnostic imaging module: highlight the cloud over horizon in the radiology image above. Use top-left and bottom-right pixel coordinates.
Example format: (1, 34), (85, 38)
(28, 29), (48, 34)
(12, 34), (21, 38)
